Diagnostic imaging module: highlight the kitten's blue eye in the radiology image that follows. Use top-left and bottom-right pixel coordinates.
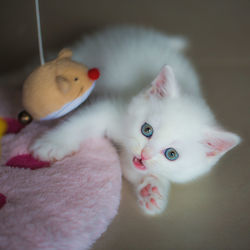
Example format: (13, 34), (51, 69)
(141, 123), (153, 138)
(164, 148), (179, 161)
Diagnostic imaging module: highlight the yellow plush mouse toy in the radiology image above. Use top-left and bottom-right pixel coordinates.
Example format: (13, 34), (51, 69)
(18, 48), (100, 124)
(17, 0), (100, 124)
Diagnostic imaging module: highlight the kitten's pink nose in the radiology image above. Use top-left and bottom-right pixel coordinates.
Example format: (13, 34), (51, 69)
(141, 148), (151, 161)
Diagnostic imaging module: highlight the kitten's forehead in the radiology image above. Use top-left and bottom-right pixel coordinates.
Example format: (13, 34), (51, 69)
(146, 96), (215, 139)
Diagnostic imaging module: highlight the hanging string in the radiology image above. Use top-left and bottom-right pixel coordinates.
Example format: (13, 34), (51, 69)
(35, 0), (45, 65)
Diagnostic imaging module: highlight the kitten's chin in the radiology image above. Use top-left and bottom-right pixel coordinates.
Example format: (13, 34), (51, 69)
(132, 156), (147, 171)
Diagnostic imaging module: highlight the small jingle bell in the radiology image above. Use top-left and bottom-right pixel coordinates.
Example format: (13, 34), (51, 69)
(18, 110), (33, 125)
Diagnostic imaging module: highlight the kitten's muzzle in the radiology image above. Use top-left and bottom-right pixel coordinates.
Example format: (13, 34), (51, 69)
(133, 156), (146, 171)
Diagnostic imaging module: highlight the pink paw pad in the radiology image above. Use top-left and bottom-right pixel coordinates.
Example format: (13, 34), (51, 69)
(146, 202), (151, 210)
(152, 186), (162, 197)
(138, 182), (163, 213)
(150, 198), (159, 208)
(140, 184), (151, 197)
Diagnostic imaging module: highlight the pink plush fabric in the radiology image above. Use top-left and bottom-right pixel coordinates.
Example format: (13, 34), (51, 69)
(6, 154), (50, 169)
(0, 87), (122, 250)
(0, 193), (6, 209)
(4, 117), (25, 133)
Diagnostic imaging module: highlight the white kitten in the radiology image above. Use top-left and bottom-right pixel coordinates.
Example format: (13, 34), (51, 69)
(30, 26), (241, 216)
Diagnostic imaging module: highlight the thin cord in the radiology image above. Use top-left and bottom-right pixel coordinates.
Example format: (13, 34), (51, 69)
(35, 0), (45, 65)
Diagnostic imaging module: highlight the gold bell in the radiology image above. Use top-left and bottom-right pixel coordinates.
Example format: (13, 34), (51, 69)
(18, 110), (33, 125)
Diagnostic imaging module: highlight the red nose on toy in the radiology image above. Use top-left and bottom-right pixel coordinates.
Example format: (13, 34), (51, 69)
(88, 68), (100, 80)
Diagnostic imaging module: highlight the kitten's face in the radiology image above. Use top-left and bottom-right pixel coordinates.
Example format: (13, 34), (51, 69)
(122, 65), (240, 183)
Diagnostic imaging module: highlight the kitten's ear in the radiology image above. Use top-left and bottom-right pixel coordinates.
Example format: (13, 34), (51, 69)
(147, 65), (180, 99)
(203, 128), (241, 158)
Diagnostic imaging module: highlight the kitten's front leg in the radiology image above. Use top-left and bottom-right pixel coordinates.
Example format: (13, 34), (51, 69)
(136, 175), (170, 216)
(30, 100), (117, 161)
(30, 120), (82, 161)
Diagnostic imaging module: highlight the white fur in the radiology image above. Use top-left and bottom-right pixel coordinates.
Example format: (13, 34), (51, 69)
(30, 26), (241, 216)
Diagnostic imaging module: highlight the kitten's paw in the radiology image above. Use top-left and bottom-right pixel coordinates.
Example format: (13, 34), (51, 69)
(30, 136), (77, 162)
(136, 176), (168, 216)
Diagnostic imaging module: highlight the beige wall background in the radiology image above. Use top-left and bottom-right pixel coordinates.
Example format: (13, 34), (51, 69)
(1, 0), (250, 73)
(0, 1), (249, 249)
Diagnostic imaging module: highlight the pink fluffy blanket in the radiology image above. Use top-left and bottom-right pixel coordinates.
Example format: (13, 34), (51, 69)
(0, 87), (122, 250)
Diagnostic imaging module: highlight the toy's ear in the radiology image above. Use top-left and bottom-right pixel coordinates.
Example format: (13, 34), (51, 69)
(57, 48), (73, 59)
(56, 75), (71, 94)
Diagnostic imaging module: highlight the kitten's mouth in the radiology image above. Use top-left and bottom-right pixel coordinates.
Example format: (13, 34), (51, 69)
(132, 157), (146, 171)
